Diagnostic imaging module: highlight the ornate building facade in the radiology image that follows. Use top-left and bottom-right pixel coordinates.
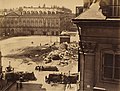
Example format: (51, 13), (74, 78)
(0, 6), (75, 36)
(73, 0), (120, 91)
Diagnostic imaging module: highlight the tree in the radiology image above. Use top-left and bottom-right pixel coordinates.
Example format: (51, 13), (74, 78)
(18, 7), (23, 15)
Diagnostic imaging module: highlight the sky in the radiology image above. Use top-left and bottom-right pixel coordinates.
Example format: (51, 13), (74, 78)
(0, 0), (83, 13)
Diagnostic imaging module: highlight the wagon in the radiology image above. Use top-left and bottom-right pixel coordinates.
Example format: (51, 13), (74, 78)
(35, 66), (59, 71)
(45, 74), (63, 84)
(5, 71), (36, 81)
(45, 73), (78, 84)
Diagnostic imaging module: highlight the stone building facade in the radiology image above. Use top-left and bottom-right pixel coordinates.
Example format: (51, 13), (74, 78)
(0, 6), (75, 36)
(0, 51), (2, 74)
(73, 0), (120, 91)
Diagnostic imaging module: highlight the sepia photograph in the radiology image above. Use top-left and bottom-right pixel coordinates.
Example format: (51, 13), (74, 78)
(0, 0), (120, 91)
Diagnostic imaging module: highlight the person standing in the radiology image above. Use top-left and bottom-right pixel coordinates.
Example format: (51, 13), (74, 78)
(63, 73), (67, 91)
(19, 75), (23, 89)
(67, 71), (71, 88)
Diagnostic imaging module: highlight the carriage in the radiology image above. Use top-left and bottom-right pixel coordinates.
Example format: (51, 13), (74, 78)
(35, 66), (59, 71)
(5, 71), (36, 81)
(45, 73), (78, 84)
(45, 73), (63, 84)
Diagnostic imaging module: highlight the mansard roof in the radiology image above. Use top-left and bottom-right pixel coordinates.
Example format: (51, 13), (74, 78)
(22, 6), (72, 15)
(22, 6), (72, 13)
(0, 6), (72, 16)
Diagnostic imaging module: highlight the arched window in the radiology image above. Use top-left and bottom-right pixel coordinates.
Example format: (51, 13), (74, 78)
(27, 20), (29, 23)
(56, 19), (59, 26)
(43, 11), (47, 14)
(23, 11), (27, 15)
(52, 31), (54, 35)
(14, 19), (18, 24)
(48, 11), (51, 14)
(11, 20), (14, 24)
(39, 20), (42, 23)
(52, 11), (55, 14)
(23, 20), (26, 23)
(31, 20), (33, 23)
(27, 11), (30, 14)
(35, 11), (38, 15)
(39, 11), (42, 14)
(31, 11), (34, 15)
(11, 29), (14, 35)
(56, 31), (59, 35)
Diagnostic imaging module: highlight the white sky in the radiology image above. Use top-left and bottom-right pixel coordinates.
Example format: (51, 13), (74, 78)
(0, 0), (83, 13)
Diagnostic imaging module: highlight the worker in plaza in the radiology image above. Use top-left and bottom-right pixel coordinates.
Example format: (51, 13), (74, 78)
(67, 71), (71, 88)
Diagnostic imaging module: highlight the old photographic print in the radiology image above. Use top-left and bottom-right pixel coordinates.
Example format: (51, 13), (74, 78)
(0, 0), (120, 91)
(0, 0), (80, 91)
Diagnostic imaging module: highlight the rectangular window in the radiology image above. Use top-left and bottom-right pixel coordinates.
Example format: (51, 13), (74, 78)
(103, 53), (113, 79)
(103, 52), (120, 81)
(115, 55), (120, 67)
(102, 0), (120, 17)
(113, 0), (120, 17)
(115, 55), (120, 79)
(114, 68), (120, 79)
(104, 53), (113, 66)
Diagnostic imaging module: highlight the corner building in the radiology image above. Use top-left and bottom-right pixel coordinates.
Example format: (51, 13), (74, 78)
(73, 0), (120, 91)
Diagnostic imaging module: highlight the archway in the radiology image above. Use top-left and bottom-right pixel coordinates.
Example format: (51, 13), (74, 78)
(30, 30), (34, 35)
(43, 31), (46, 35)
